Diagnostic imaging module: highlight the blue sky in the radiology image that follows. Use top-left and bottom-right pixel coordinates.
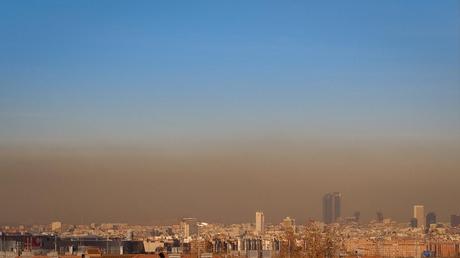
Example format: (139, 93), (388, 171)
(1, 0), (459, 147)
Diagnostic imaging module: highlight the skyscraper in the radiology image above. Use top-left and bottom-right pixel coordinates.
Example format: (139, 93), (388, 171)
(413, 205), (425, 228)
(181, 218), (198, 238)
(451, 214), (460, 227)
(426, 212), (436, 229)
(255, 211), (265, 235)
(323, 192), (342, 224)
(410, 218), (418, 228)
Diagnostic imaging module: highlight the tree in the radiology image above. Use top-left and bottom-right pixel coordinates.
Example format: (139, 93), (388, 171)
(303, 222), (325, 258)
(323, 226), (341, 258)
(280, 228), (302, 257)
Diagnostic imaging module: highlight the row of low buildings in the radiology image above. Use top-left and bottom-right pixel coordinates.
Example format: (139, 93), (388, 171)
(2, 202), (460, 258)
(2, 219), (460, 258)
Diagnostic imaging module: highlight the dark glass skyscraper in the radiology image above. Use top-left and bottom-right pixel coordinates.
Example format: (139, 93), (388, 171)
(426, 212), (436, 229)
(410, 218), (418, 228)
(322, 192), (342, 224)
(451, 214), (460, 227)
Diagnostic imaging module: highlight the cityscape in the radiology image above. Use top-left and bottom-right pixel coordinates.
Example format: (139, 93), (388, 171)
(1, 1), (460, 258)
(2, 193), (460, 258)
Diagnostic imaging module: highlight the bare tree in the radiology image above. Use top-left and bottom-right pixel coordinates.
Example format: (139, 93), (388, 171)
(323, 225), (341, 258)
(303, 222), (325, 258)
(303, 222), (342, 258)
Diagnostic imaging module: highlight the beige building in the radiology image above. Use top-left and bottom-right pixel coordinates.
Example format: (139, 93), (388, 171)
(281, 216), (295, 232)
(255, 211), (264, 235)
(51, 221), (62, 232)
(413, 205), (425, 228)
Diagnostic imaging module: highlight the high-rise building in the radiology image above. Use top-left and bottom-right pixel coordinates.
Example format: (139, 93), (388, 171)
(410, 218), (418, 228)
(323, 192), (342, 224)
(413, 205), (425, 228)
(426, 212), (436, 229)
(255, 211), (265, 235)
(181, 218), (198, 238)
(451, 214), (460, 227)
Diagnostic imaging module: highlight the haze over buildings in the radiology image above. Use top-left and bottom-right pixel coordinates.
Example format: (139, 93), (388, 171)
(0, 0), (460, 225)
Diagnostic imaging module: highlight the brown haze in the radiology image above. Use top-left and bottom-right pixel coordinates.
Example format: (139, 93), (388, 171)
(1, 138), (459, 225)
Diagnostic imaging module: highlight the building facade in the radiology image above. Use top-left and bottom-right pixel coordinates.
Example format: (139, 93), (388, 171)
(426, 212), (436, 229)
(413, 205), (425, 229)
(255, 211), (264, 235)
(323, 192), (342, 224)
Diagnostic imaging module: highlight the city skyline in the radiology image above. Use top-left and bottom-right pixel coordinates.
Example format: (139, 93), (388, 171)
(0, 207), (458, 228)
(2, 211), (460, 258)
(1, 192), (457, 226)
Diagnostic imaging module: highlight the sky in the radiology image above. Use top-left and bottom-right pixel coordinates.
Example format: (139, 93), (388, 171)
(0, 1), (460, 225)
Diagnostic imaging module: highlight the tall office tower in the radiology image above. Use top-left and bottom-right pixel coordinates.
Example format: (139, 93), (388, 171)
(410, 218), (418, 228)
(181, 218), (198, 238)
(451, 214), (460, 227)
(183, 223), (190, 238)
(413, 205), (425, 228)
(255, 211), (265, 235)
(426, 212), (436, 228)
(322, 192), (342, 224)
